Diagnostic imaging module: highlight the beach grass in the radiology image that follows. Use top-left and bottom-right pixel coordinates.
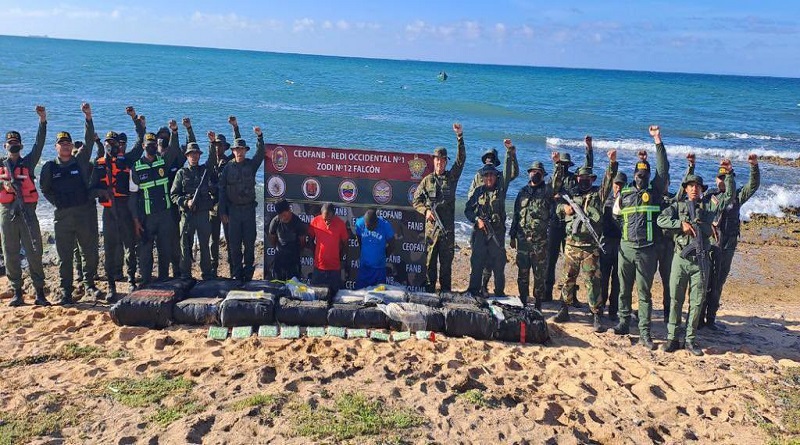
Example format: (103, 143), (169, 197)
(150, 398), (204, 426)
(105, 374), (195, 408)
(752, 367), (800, 444)
(0, 396), (81, 445)
(229, 393), (284, 411)
(290, 392), (426, 440)
(0, 342), (106, 369)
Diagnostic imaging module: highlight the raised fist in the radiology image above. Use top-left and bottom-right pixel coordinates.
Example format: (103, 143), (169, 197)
(228, 116), (238, 127)
(551, 151), (560, 163)
(452, 123), (462, 136)
(585, 135), (592, 146)
(637, 150), (648, 161)
(35, 105), (46, 121)
(208, 131), (216, 143)
(254, 126), (262, 137)
(168, 119), (178, 132)
(81, 102), (92, 117)
(607, 149), (617, 162)
(649, 125), (660, 138)
(748, 153), (758, 165)
(687, 153), (696, 165)
(126, 106), (136, 118)
(182, 117), (192, 128)
(503, 138), (513, 149)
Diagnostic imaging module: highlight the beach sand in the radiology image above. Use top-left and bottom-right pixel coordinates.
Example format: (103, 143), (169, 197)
(0, 216), (799, 444)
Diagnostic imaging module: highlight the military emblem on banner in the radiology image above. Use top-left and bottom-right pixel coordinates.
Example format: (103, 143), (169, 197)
(408, 184), (418, 205)
(372, 180), (392, 205)
(408, 156), (427, 180)
(268, 175), (286, 198)
(272, 146), (288, 172)
(339, 179), (358, 203)
(302, 178), (321, 200)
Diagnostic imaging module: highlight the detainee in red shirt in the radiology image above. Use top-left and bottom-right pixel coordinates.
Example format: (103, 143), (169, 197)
(308, 202), (350, 297)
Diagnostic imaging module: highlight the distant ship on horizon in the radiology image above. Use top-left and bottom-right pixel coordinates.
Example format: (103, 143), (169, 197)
(27, 34), (50, 39)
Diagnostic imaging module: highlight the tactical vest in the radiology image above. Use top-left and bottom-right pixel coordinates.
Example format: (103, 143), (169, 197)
(224, 160), (256, 206)
(96, 156), (131, 206)
(618, 186), (661, 246)
(564, 187), (602, 246)
(134, 156), (171, 215)
(179, 165), (212, 211)
(48, 160), (89, 209)
(709, 188), (741, 239)
(517, 184), (551, 240)
(0, 162), (38, 204)
(475, 187), (506, 233)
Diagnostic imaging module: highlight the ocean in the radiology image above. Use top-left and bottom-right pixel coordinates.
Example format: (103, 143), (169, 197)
(2, 35), (799, 239)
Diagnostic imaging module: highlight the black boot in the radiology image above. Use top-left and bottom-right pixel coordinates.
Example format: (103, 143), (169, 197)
(685, 341), (704, 356)
(639, 334), (656, 350)
(613, 320), (630, 335)
(33, 288), (50, 306)
(592, 313), (603, 332)
(662, 339), (680, 353)
(58, 290), (74, 306)
(9, 289), (24, 307)
(706, 318), (725, 331)
(553, 303), (570, 322)
(107, 281), (119, 303)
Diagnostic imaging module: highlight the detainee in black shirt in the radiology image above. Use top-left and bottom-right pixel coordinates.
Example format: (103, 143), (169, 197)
(268, 199), (308, 280)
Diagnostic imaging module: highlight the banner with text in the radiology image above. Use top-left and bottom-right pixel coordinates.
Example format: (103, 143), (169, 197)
(264, 143), (434, 291)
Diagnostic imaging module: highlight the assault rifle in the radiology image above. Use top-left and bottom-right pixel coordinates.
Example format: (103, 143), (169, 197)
(430, 201), (447, 240)
(188, 167), (209, 212)
(3, 158), (40, 256)
(477, 204), (502, 248)
(680, 199), (709, 293)
(562, 193), (605, 254)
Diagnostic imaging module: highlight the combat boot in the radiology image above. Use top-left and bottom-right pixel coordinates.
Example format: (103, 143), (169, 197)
(613, 321), (630, 335)
(662, 339), (680, 353)
(9, 289), (24, 307)
(685, 341), (704, 356)
(107, 281), (119, 304)
(592, 313), (602, 332)
(706, 319), (725, 331)
(553, 303), (570, 322)
(85, 286), (102, 302)
(58, 290), (74, 306)
(639, 334), (656, 350)
(33, 288), (50, 306)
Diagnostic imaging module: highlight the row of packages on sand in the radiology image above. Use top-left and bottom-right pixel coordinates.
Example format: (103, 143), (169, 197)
(109, 278), (550, 344)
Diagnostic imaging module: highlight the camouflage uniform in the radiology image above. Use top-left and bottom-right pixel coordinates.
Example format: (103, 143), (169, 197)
(658, 173), (733, 355)
(412, 133), (466, 293)
(509, 161), (558, 308)
(465, 162), (515, 297)
(555, 163), (616, 324)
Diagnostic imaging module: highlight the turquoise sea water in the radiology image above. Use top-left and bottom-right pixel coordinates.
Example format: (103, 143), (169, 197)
(1, 35), (799, 234)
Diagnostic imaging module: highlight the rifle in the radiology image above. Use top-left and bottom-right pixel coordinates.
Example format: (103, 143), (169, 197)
(422, 190), (449, 243)
(477, 201), (502, 248)
(561, 193), (606, 254)
(188, 166), (209, 212)
(103, 151), (121, 222)
(680, 200), (709, 293)
(3, 158), (40, 256)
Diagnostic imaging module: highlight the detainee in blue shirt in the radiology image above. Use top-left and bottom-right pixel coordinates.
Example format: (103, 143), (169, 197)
(354, 209), (395, 289)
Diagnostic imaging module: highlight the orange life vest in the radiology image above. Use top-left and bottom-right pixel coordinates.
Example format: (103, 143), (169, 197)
(95, 156), (131, 207)
(0, 163), (39, 205)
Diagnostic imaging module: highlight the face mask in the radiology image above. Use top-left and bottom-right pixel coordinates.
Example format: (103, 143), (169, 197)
(529, 172), (543, 184)
(634, 172), (650, 189)
(145, 145), (158, 156)
(8, 145), (22, 153)
(578, 178), (592, 191)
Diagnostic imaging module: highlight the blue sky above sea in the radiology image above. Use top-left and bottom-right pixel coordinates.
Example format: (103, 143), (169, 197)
(2, 0), (799, 78)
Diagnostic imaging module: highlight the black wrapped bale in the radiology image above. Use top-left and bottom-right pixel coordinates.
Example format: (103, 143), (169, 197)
(444, 303), (495, 340)
(143, 277), (196, 300)
(242, 280), (290, 298)
(189, 279), (242, 299)
(384, 303), (445, 332)
(406, 292), (443, 308)
(110, 289), (179, 329)
(219, 291), (277, 327)
(327, 303), (389, 329)
(172, 297), (222, 326)
(492, 303), (550, 344)
(441, 292), (485, 306)
(276, 298), (329, 326)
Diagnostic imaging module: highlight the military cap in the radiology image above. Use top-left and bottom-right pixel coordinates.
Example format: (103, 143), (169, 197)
(214, 134), (229, 146)
(118, 132), (128, 143)
(185, 142), (202, 154)
(144, 133), (158, 144)
(104, 131), (119, 142)
(232, 138), (249, 150)
(527, 161), (547, 174)
(613, 172), (628, 185)
(681, 174), (708, 192)
(479, 164), (499, 177)
(576, 166), (597, 179)
(635, 160), (651, 173)
(481, 148), (501, 167)
(559, 152), (575, 166)
(5, 131), (21, 143)
(56, 131), (72, 143)
(432, 147), (448, 159)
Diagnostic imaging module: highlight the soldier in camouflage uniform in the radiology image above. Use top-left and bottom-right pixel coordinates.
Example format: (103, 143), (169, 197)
(553, 150), (617, 331)
(468, 143), (519, 294)
(509, 161), (559, 309)
(546, 136), (594, 304)
(412, 123), (466, 293)
(658, 172), (733, 356)
(465, 160), (515, 297)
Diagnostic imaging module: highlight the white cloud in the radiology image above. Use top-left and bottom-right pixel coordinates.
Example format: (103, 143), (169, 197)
(190, 12), (265, 31)
(6, 6), (122, 20)
(293, 18), (315, 33)
(336, 20), (350, 31)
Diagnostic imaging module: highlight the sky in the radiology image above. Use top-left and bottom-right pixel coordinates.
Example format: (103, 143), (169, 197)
(2, 0), (800, 77)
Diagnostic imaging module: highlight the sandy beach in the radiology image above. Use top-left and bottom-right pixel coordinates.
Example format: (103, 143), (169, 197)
(0, 215), (799, 444)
